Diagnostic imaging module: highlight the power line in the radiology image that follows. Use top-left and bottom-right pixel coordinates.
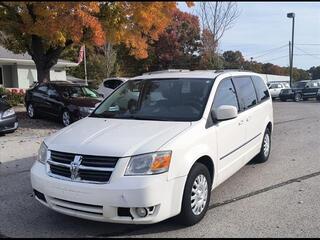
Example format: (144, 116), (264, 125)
(262, 55), (289, 63)
(294, 46), (320, 60)
(296, 44), (320, 46)
(248, 44), (288, 59)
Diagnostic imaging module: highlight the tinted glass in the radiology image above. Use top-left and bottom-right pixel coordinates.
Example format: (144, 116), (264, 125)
(104, 79), (123, 89)
(56, 86), (100, 98)
(91, 78), (214, 121)
(269, 84), (278, 89)
(37, 84), (48, 94)
(232, 76), (257, 110)
(294, 81), (307, 88)
(48, 86), (60, 98)
(213, 78), (239, 112)
(251, 76), (270, 102)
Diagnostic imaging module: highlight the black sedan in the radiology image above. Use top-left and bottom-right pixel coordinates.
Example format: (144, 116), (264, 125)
(0, 95), (18, 134)
(25, 81), (103, 127)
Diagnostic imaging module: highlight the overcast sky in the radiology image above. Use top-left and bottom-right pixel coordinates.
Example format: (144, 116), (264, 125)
(178, 2), (320, 70)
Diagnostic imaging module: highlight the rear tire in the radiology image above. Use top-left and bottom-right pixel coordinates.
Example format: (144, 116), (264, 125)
(177, 163), (212, 226)
(253, 128), (271, 163)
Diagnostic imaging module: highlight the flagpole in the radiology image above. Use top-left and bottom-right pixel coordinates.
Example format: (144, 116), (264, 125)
(84, 45), (88, 85)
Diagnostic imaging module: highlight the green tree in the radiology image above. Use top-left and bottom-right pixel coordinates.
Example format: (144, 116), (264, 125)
(223, 51), (244, 69)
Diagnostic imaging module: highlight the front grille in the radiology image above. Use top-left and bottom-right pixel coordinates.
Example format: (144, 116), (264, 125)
(47, 150), (119, 183)
(281, 89), (291, 94)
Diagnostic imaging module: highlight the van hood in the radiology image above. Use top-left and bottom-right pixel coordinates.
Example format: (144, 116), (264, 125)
(45, 117), (191, 157)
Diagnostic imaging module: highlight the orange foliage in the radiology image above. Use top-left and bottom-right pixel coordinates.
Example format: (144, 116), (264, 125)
(0, 2), (194, 58)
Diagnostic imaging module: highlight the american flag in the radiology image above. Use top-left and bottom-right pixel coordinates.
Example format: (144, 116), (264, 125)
(78, 45), (85, 64)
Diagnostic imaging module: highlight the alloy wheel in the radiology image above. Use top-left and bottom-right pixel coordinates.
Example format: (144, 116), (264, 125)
(191, 174), (208, 216)
(62, 111), (71, 126)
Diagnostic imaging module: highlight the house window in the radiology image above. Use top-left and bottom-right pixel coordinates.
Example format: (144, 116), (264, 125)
(0, 66), (3, 85)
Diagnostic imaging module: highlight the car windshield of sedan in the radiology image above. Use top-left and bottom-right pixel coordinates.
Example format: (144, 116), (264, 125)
(58, 86), (100, 99)
(90, 78), (214, 121)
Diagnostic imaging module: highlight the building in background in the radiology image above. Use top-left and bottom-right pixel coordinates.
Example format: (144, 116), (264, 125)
(0, 46), (78, 89)
(258, 73), (290, 85)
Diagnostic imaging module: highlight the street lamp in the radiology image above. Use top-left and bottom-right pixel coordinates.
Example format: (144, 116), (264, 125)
(287, 12), (295, 88)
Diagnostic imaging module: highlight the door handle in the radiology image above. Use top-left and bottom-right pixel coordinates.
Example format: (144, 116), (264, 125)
(238, 120), (245, 126)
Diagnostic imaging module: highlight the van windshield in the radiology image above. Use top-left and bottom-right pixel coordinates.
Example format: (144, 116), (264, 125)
(90, 78), (214, 121)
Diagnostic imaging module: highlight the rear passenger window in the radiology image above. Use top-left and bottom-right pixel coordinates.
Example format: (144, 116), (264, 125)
(213, 78), (239, 112)
(232, 77), (257, 111)
(251, 76), (270, 102)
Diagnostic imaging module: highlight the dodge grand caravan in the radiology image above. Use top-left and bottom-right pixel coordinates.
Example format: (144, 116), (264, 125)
(30, 69), (273, 226)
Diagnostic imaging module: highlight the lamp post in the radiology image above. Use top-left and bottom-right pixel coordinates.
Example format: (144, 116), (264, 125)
(287, 12), (295, 88)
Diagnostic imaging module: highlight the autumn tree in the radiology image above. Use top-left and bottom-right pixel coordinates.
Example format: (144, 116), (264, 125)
(0, 2), (193, 83)
(197, 2), (240, 55)
(152, 8), (202, 70)
(0, 2), (105, 83)
(199, 29), (224, 69)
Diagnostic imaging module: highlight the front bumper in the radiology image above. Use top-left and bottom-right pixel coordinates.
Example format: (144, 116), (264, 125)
(30, 161), (186, 224)
(0, 115), (18, 133)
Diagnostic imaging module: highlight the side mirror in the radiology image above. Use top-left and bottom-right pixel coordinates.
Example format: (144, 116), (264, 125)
(212, 105), (238, 121)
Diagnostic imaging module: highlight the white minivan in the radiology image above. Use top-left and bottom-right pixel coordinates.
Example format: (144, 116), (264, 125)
(30, 70), (273, 226)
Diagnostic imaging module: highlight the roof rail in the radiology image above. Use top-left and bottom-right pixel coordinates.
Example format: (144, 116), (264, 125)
(215, 69), (253, 73)
(142, 69), (190, 75)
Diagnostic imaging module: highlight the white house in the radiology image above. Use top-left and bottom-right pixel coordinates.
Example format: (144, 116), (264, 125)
(0, 46), (78, 89)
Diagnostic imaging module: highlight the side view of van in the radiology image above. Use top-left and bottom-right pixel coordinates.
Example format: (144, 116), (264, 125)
(30, 69), (273, 226)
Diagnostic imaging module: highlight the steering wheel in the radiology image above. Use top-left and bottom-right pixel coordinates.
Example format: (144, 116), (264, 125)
(183, 99), (203, 111)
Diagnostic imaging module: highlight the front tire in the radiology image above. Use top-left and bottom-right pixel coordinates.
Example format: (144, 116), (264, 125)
(294, 93), (302, 102)
(177, 163), (211, 226)
(61, 110), (72, 127)
(253, 128), (271, 163)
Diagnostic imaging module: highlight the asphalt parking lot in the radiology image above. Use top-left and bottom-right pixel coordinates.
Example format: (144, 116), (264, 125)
(1, 101), (320, 238)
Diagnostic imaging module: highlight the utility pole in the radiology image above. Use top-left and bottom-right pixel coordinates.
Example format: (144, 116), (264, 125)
(287, 12), (295, 88)
(84, 45), (88, 86)
(289, 41), (292, 68)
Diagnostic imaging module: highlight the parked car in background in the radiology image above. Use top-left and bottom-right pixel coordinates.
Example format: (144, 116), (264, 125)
(0, 95), (18, 134)
(97, 77), (128, 98)
(279, 79), (320, 102)
(30, 69), (273, 226)
(25, 81), (103, 127)
(268, 82), (290, 99)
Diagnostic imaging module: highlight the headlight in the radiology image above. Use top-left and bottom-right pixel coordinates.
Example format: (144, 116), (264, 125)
(38, 142), (48, 164)
(125, 151), (172, 176)
(2, 108), (15, 118)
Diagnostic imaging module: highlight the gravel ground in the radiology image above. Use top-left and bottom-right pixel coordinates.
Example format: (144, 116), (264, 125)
(0, 105), (62, 163)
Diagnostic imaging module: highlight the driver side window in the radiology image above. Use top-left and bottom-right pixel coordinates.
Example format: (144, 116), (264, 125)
(212, 78), (239, 113)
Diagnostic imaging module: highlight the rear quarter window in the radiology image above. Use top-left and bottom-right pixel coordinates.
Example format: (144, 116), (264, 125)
(232, 76), (258, 111)
(251, 76), (270, 102)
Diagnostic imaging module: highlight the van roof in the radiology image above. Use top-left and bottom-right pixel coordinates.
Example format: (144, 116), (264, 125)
(131, 69), (258, 80)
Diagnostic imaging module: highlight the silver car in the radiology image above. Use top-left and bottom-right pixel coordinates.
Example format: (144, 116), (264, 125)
(97, 77), (128, 98)
(268, 82), (290, 99)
